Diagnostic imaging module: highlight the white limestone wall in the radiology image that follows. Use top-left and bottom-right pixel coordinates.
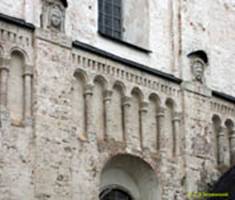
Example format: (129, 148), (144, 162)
(0, 0), (235, 93)
(181, 0), (235, 96)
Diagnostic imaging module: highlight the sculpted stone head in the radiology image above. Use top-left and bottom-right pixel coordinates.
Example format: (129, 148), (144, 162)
(50, 5), (63, 29)
(191, 58), (205, 83)
(188, 51), (208, 84)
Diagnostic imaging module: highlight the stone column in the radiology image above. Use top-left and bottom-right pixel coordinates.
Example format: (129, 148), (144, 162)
(173, 112), (181, 156)
(0, 58), (10, 108)
(139, 101), (148, 149)
(230, 130), (235, 165)
(103, 90), (112, 140)
(122, 96), (132, 143)
(156, 106), (165, 153)
(23, 64), (33, 122)
(84, 84), (94, 140)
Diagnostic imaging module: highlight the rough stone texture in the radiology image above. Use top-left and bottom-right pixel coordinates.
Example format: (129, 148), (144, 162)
(0, 0), (234, 200)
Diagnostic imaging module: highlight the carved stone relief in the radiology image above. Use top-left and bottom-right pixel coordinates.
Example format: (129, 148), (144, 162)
(41, 0), (66, 32)
(188, 50), (208, 84)
(191, 57), (206, 83)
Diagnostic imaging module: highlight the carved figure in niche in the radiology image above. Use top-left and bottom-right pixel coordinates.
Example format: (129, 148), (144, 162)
(188, 50), (208, 84)
(41, 0), (67, 32)
(49, 5), (63, 30)
(191, 58), (205, 83)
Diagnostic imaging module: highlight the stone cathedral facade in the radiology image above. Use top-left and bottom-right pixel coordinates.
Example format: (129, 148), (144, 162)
(0, 0), (235, 199)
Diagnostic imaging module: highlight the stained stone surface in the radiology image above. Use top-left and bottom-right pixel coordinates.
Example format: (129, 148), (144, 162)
(0, 0), (234, 200)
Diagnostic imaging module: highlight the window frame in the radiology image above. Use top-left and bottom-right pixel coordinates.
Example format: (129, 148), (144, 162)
(97, 0), (152, 53)
(98, 0), (123, 40)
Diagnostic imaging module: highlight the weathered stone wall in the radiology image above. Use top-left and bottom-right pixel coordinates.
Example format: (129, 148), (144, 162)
(0, 0), (235, 95)
(0, 0), (235, 200)
(180, 0), (235, 96)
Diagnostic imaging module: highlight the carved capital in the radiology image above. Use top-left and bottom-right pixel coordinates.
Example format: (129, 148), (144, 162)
(84, 84), (94, 96)
(0, 57), (10, 71)
(23, 64), (33, 76)
(122, 96), (132, 107)
(139, 101), (148, 113)
(217, 127), (225, 137)
(230, 130), (235, 138)
(104, 90), (113, 102)
(156, 107), (165, 117)
(173, 112), (181, 122)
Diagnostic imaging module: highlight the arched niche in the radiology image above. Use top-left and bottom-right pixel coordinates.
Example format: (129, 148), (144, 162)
(110, 82), (125, 142)
(212, 115), (231, 169)
(165, 98), (175, 157)
(225, 119), (235, 165)
(212, 115), (222, 165)
(72, 70), (87, 139)
(100, 154), (160, 200)
(130, 87), (143, 148)
(93, 75), (108, 140)
(144, 93), (160, 151)
(8, 50), (25, 124)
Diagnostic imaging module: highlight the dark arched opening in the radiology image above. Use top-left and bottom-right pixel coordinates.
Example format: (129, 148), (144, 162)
(100, 154), (160, 200)
(187, 50), (209, 64)
(100, 188), (133, 200)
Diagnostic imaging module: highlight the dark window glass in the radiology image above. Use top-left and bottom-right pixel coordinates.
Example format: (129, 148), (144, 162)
(98, 0), (122, 40)
(100, 188), (132, 200)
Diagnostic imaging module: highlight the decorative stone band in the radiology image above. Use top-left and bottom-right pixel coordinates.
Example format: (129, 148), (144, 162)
(72, 52), (181, 99)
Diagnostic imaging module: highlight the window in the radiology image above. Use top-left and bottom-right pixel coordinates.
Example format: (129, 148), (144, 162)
(98, 0), (150, 52)
(98, 0), (122, 40)
(100, 188), (132, 200)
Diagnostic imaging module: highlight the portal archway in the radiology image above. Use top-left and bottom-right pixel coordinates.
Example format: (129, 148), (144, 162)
(100, 154), (160, 200)
(100, 188), (133, 200)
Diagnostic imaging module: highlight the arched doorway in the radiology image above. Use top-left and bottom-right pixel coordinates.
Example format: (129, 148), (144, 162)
(99, 154), (160, 200)
(208, 166), (235, 200)
(100, 188), (133, 200)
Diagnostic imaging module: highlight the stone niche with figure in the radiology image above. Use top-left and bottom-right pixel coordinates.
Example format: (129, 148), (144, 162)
(188, 50), (208, 84)
(41, 0), (68, 32)
(182, 50), (210, 96)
